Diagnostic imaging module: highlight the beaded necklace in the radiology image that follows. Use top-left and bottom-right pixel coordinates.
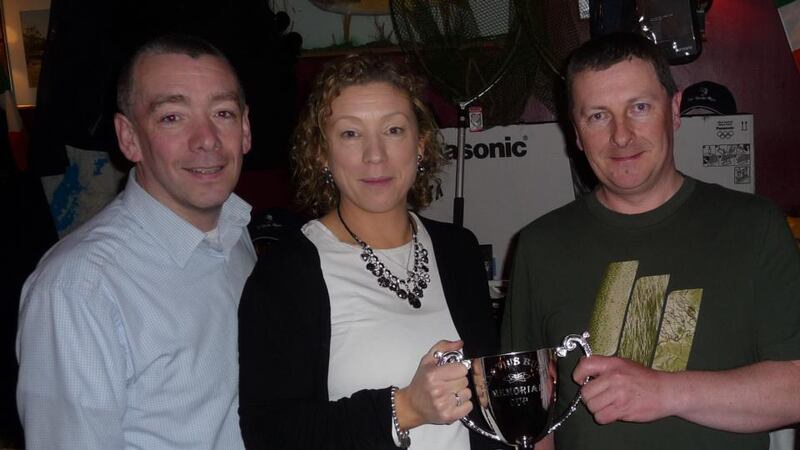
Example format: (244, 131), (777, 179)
(337, 205), (430, 309)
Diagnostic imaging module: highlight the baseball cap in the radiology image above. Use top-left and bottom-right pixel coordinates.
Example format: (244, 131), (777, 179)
(680, 81), (737, 115)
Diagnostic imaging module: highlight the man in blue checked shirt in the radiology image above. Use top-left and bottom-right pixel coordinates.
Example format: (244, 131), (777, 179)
(16, 34), (256, 449)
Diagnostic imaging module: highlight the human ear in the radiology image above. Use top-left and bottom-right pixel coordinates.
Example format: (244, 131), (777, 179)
(241, 106), (253, 154)
(114, 113), (142, 163)
(671, 91), (683, 131)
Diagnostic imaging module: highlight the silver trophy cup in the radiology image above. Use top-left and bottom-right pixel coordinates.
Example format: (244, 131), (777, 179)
(436, 332), (592, 449)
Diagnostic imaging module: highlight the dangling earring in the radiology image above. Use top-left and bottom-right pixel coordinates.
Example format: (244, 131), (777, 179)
(322, 166), (334, 185)
(417, 154), (426, 173)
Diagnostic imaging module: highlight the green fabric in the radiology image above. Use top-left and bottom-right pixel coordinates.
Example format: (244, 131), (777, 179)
(502, 176), (800, 450)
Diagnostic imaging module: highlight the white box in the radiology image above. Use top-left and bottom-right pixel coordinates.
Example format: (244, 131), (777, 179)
(674, 114), (754, 193)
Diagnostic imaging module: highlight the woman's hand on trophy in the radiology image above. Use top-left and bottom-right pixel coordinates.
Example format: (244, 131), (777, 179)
(573, 354), (670, 424)
(395, 340), (474, 429)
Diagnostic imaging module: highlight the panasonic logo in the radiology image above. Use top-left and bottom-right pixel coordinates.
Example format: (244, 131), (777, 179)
(445, 136), (528, 160)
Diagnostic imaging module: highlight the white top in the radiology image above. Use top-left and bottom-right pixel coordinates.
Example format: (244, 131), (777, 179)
(303, 213), (471, 450)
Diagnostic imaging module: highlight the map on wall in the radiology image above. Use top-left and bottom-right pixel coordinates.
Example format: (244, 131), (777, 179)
(40, 147), (127, 237)
(270, 0), (397, 52)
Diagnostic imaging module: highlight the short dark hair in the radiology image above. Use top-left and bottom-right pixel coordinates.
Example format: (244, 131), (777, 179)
(291, 54), (445, 217)
(116, 34), (245, 117)
(565, 32), (677, 114)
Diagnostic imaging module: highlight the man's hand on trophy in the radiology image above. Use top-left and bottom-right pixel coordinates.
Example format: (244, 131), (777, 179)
(572, 355), (672, 425)
(395, 340), (474, 430)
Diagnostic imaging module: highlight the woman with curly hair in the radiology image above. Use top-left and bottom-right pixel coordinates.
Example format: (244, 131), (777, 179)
(238, 54), (502, 450)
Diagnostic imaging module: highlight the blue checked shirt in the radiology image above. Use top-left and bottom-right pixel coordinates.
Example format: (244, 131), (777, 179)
(17, 171), (256, 449)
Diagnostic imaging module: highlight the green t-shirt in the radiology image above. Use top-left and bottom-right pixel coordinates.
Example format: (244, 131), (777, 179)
(502, 176), (800, 450)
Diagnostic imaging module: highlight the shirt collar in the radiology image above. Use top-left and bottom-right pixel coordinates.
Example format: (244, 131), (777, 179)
(121, 168), (252, 267)
(586, 175), (696, 229)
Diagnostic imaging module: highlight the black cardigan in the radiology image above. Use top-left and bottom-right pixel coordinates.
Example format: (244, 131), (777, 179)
(238, 216), (506, 449)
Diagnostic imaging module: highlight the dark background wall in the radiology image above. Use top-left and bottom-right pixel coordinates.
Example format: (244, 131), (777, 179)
(514, 1), (800, 211)
(664, 0), (800, 213)
(348, 1), (800, 211)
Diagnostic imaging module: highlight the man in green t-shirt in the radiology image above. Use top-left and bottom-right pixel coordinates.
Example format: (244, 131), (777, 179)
(502, 32), (800, 450)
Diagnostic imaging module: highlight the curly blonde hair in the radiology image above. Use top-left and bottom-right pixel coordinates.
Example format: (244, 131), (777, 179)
(291, 54), (446, 218)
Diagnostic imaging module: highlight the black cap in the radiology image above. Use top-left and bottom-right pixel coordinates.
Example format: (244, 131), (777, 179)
(680, 81), (737, 115)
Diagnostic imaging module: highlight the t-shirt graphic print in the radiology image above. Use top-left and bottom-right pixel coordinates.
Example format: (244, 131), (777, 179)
(588, 260), (703, 372)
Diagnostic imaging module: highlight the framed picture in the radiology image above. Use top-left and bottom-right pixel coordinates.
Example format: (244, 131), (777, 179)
(270, 0), (397, 56)
(1, 0), (50, 107)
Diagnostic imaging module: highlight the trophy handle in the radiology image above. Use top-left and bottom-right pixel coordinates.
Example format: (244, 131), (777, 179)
(434, 350), (505, 443)
(547, 331), (593, 434)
